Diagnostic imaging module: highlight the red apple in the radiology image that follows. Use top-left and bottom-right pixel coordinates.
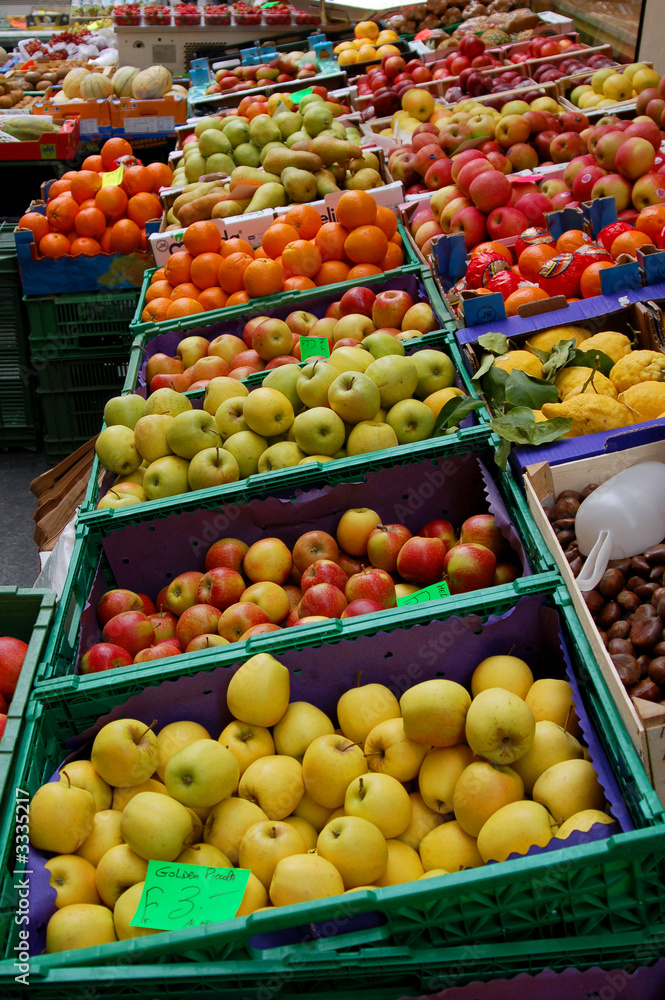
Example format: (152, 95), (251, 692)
(147, 611), (178, 642)
(456, 158), (494, 196)
(292, 531), (339, 573)
(241, 623), (282, 639)
(445, 543), (497, 593)
(146, 354), (184, 386)
(97, 588), (144, 628)
(615, 136), (656, 180)
(133, 642), (181, 663)
(419, 519), (457, 551)
(300, 559), (348, 594)
(514, 192), (554, 228)
(550, 132), (587, 163)
(425, 158), (454, 190)
(572, 165), (608, 202)
(450, 206), (488, 249)
(451, 150), (487, 183)
(338, 552), (371, 577)
(80, 642), (133, 674)
(469, 170), (512, 213)
(345, 567), (397, 608)
(341, 599), (386, 618)
(339, 285), (376, 318)
(396, 536), (446, 587)
(176, 604), (222, 646)
(371, 289), (414, 329)
(218, 602), (271, 641)
(196, 567), (246, 611)
(205, 537), (249, 572)
(460, 514), (507, 557)
(102, 611), (155, 658)
(487, 206), (529, 240)
(366, 523), (412, 572)
(298, 582), (348, 619)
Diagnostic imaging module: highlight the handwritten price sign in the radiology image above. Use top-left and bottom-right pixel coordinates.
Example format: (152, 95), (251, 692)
(396, 580), (450, 607)
(130, 862), (250, 930)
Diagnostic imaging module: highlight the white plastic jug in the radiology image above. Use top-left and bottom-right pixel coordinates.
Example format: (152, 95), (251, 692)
(574, 462), (665, 592)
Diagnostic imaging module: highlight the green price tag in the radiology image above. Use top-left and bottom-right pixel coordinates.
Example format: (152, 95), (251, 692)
(130, 862), (250, 931)
(396, 580), (451, 607)
(262, 2), (279, 5)
(290, 86), (314, 104)
(101, 164), (125, 187)
(300, 336), (331, 361)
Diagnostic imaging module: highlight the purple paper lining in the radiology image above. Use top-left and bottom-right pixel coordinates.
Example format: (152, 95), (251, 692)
(28, 594), (632, 958)
(79, 451), (529, 670)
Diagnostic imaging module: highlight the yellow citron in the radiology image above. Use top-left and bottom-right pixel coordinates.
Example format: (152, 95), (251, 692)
(334, 41), (356, 52)
(376, 29), (399, 43)
(609, 350), (665, 392)
(493, 351), (543, 379)
(422, 387), (464, 418)
(554, 367), (617, 401)
(356, 45), (377, 61)
(533, 410), (547, 423)
(526, 326), (590, 355)
(581, 332), (632, 364)
(338, 50), (358, 66)
(541, 395), (636, 437)
(619, 381), (665, 420)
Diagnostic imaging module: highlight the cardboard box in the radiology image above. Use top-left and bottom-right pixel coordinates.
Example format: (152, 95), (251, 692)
(524, 436), (665, 803)
(109, 97), (188, 133)
(0, 117), (79, 162)
(31, 97), (112, 132)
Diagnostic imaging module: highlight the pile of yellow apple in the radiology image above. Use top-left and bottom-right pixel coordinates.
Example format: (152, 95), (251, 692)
(30, 651), (614, 952)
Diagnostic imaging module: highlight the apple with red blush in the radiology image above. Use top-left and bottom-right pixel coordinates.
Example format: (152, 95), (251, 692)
(300, 559), (348, 594)
(345, 567), (397, 608)
(298, 582), (347, 619)
(396, 536), (446, 588)
(366, 523), (412, 572)
(341, 599), (386, 618)
(80, 642), (133, 674)
(102, 611), (155, 658)
(445, 543), (497, 594)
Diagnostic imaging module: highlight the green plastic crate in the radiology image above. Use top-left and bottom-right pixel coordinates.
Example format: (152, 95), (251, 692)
(25, 289), (140, 362)
(6, 589), (665, 985)
(0, 225), (39, 449)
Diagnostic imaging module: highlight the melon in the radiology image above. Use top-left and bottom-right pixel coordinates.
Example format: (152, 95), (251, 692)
(79, 73), (114, 101)
(62, 67), (90, 100)
(50, 90), (70, 105)
(132, 65), (173, 100)
(112, 65), (139, 98)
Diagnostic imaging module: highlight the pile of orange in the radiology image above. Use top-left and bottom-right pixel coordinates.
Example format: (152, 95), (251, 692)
(141, 191), (404, 323)
(17, 136), (173, 260)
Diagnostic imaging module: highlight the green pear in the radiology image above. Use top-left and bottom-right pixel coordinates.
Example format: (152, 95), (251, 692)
(345, 168), (384, 191)
(205, 152), (235, 175)
(103, 393), (145, 430)
(232, 142), (261, 168)
(223, 119), (250, 146)
(260, 141), (286, 164)
(285, 130), (311, 148)
(302, 104), (334, 137)
(299, 93), (325, 112)
(227, 653), (290, 727)
(144, 387), (193, 417)
(198, 128), (232, 158)
(194, 116), (225, 138)
(249, 116), (282, 148)
(245, 182), (287, 213)
(184, 154), (207, 183)
(282, 166), (317, 203)
(95, 425), (142, 476)
(273, 111), (303, 139)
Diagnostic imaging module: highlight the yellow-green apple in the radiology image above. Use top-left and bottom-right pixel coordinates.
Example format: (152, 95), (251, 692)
(297, 361), (338, 408)
(471, 654), (534, 699)
(273, 702), (334, 761)
(227, 652), (290, 726)
(361, 331), (404, 359)
(293, 407), (346, 456)
(419, 744), (475, 815)
(175, 604), (221, 647)
(270, 853), (344, 905)
(337, 683), (400, 744)
(365, 356), (418, 407)
(374, 839), (424, 886)
(147, 610), (178, 642)
(236, 871), (269, 916)
(397, 792), (443, 850)
(445, 542), (497, 593)
(239, 820), (307, 888)
(594, 130), (629, 170)
(165, 739), (239, 809)
(218, 602), (271, 640)
(302, 733), (368, 808)
(395, 583), (418, 599)
(317, 815), (388, 888)
(156, 719), (211, 780)
(222, 430), (267, 478)
(75, 810), (123, 866)
(327, 346), (373, 374)
(419, 818), (483, 871)
(218, 721), (274, 776)
(252, 318), (294, 361)
(238, 754), (304, 820)
(113, 881), (160, 940)
(525, 677), (578, 731)
(204, 797), (267, 865)
(166, 409), (220, 459)
(364, 717), (430, 781)
(414, 219), (443, 252)
(328, 371), (381, 423)
(465, 687), (535, 764)
(400, 678), (471, 747)
(165, 570), (204, 615)
(80, 642), (133, 674)
(94, 843), (149, 907)
(439, 122), (471, 154)
(332, 314), (375, 343)
(460, 514), (507, 557)
(206, 537), (248, 572)
(431, 184), (463, 216)
(345, 567), (396, 608)
(396, 535), (446, 587)
(366, 523), (412, 572)
(91, 718), (160, 787)
(112, 778), (168, 812)
(346, 419), (399, 456)
(308, 317), (337, 342)
(298, 581), (348, 618)
(46, 903), (117, 953)
(242, 387), (294, 438)
(196, 566), (246, 611)
(301, 559), (347, 594)
(453, 760), (524, 836)
(487, 205), (529, 239)
(95, 425), (142, 477)
(45, 854), (101, 908)
(177, 335), (209, 368)
(142, 455), (190, 500)
(120, 791), (194, 861)
(101, 611), (154, 657)
(257, 441), (306, 472)
(144, 386), (192, 418)
(282, 816), (319, 851)
(477, 799), (555, 862)
(292, 529), (339, 572)
(208, 336), (248, 368)
(542, 176), (570, 198)
(411, 350), (455, 398)
(214, 397), (248, 439)
(263, 365), (305, 414)
(344, 772), (412, 838)
(555, 809), (614, 840)
(58, 759), (111, 812)
(293, 790), (333, 831)
(243, 538), (292, 585)
(532, 758), (605, 823)
(132, 414), (173, 465)
(511, 720), (584, 794)
(402, 303), (438, 334)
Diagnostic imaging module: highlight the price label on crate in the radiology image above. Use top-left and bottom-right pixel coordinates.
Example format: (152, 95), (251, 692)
(130, 862), (250, 931)
(300, 337), (330, 362)
(396, 580), (450, 607)
(101, 164), (124, 187)
(290, 86), (314, 104)
(39, 143), (56, 160)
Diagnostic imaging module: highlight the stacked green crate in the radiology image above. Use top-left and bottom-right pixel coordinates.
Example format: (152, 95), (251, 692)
(0, 224), (38, 449)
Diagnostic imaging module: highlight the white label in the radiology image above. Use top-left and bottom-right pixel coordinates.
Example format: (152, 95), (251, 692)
(124, 116), (175, 135)
(79, 118), (98, 135)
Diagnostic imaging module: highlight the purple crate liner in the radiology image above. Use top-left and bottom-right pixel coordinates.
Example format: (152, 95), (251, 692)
(26, 593), (632, 957)
(79, 452), (529, 671)
(510, 418), (665, 477)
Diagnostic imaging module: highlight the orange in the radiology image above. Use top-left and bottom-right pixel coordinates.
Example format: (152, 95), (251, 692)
(152, 267), (167, 282)
(315, 222), (349, 262)
(636, 204), (665, 242)
(243, 258), (284, 298)
(70, 170), (102, 205)
(504, 286), (549, 317)
(198, 286), (228, 311)
(579, 261), (614, 298)
(313, 260), (350, 285)
(108, 219), (142, 254)
(610, 229), (653, 259)
(336, 190), (377, 229)
(283, 276), (317, 291)
(226, 290), (250, 307)
(74, 206), (106, 239)
(221, 237), (254, 258)
(518, 244), (558, 282)
(95, 185), (128, 220)
(164, 251), (194, 286)
(166, 298), (204, 319)
(391, 231), (403, 247)
(262, 222), (299, 259)
(471, 240), (513, 264)
(39, 233), (70, 259)
(284, 204), (323, 240)
(190, 252), (225, 290)
(101, 137), (133, 171)
(70, 236), (101, 257)
(141, 297), (172, 322)
(127, 191), (162, 228)
(46, 196), (79, 234)
(183, 220), (222, 256)
(99, 228), (114, 254)
(374, 205), (398, 240)
(82, 154), (103, 172)
(555, 229), (592, 253)
(344, 225), (388, 265)
(122, 165), (154, 197)
(346, 263), (382, 280)
(171, 282), (201, 300)
(218, 252), (253, 293)
(139, 229), (148, 253)
(281, 239), (322, 279)
(380, 242), (403, 271)
(145, 279), (174, 302)
(18, 212), (50, 243)
(253, 247), (269, 259)
(145, 161), (173, 192)
(48, 178), (72, 199)
(79, 198), (97, 211)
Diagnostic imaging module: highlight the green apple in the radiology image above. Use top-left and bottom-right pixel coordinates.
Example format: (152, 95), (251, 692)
(29, 781), (95, 854)
(292, 407), (346, 456)
(58, 759), (111, 811)
(239, 755), (304, 820)
(344, 772), (412, 838)
(143, 455), (190, 499)
(166, 410), (220, 459)
(103, 393), (145, 430)
(328, 371), (381, 424)
(532, 758), (605, 824)
(91, 719), (160, 788)
(361, 333), (405, 359)
(364, 717), (429, 782)
(95, 425), (142, 476)
(365, 356), (419, 408)
(386, 398), (435, 444)
(214, 396), (248, 439)
(195, 115), (225, 137)
(44, 853), (99, 909)
(187, 446), (240, 491)
(412, 349), (455, 399)
(419, 744), (475, 814)
(243, 387), (294, 438)
(223, 430), (268, 478)
(337, 683), (400, 744)
(204, 375), (248, 415)
(270, 852), (344, 907)
(97, 491), (143, 510)
(262, 365), (306, 414)
(302, 734), (367, 809)
(328, 346), (373, 373)
(258, 440), (306, 472)
(165, 739), (240, 809)
(512, 720), (584, 794)
(465, 688), (536, 765)
(156, 720), (211, 781)
(346, 419), (399, 456)
(219, 720), (275, 776)
(297, 360), (338, 408)
(120, 791), (195, 862)
(133, 413), (174, 463)
(144, 386), (193, 417)
(299, 455), (334, 464)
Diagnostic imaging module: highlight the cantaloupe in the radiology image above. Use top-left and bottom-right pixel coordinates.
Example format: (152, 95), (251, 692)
(62, 67), (90, 99)
(131, 65), (172, 100)
(112, 65), (139, 98)
(79, 73), (114, 101)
